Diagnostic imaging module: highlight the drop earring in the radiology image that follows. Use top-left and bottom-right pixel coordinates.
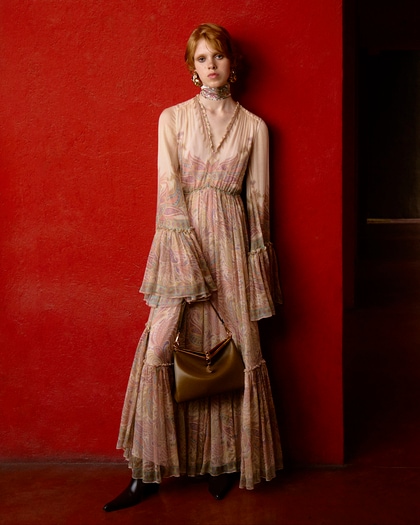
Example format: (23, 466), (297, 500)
(192, 71), (202, 87)
(229, 69), (237, 84)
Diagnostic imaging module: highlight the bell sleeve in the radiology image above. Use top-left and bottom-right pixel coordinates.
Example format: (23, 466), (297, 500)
(246, 119), (282, 320)
(140, 106), (217, 307)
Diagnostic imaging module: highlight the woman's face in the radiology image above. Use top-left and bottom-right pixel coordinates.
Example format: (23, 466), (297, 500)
(193, 38), (231, 88)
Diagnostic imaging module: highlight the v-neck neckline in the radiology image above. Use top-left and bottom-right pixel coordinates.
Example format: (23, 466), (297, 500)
(196, 95), (240, 154)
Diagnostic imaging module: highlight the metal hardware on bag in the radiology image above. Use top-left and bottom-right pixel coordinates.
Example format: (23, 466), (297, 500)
(205, 353), (213, 373)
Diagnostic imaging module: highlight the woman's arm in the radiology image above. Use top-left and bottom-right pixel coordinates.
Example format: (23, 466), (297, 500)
(246, 119), (282, 320)
(140, 106), (216, 306)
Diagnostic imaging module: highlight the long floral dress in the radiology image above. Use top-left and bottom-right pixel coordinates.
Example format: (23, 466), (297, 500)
(117, 96), (283, 490)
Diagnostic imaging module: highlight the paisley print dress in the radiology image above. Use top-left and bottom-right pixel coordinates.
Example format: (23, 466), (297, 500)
(117, 96), (283, 490)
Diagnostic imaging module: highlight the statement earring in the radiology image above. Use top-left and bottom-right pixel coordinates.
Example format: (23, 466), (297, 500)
(229, 69), (237, 84)
(192, 71), (202, 87)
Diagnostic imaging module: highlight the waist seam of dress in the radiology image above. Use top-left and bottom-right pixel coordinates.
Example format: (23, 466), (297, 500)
(183, 184), (241, 196)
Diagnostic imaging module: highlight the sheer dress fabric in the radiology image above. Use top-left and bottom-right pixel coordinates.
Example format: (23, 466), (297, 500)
(117, 97), (283, 490)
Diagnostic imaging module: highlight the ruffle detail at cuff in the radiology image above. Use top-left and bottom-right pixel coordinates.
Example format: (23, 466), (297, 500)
(140, 226), (217, 306)
(248, 242), (282, 321)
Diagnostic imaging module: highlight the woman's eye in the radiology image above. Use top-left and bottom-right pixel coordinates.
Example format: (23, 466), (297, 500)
(216, 54), (224, 60)
(196, 56), (205, 63)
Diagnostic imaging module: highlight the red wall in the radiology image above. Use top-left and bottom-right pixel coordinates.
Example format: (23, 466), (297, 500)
(0, 0), (343, 465)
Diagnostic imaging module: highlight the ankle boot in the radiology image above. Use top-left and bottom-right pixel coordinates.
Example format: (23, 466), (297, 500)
(208, 473), (237, 500)
(103, 478), (159, 512)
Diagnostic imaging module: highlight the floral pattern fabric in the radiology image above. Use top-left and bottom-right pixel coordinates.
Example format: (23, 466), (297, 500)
(117, 97), (283, 489)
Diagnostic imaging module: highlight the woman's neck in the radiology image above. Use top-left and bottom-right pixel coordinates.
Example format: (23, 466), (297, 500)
(200, 84), (231, 101)
(198, 85), (236, 114)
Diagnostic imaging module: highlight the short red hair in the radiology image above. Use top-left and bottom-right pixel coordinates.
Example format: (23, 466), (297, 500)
(184, 23), (238, 72)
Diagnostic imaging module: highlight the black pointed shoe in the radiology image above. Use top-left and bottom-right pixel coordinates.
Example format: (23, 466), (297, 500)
(208, 473), (237, 500)
(103, 478), (159, 512)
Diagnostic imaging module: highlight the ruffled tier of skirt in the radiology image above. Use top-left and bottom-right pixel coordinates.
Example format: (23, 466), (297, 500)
(116, 321), (283, 490)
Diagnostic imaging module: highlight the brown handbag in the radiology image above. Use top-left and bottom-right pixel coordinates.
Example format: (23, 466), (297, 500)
(173, 302), (245, 403)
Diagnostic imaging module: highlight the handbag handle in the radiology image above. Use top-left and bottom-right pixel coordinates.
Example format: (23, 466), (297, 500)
(174, 301), (231, 346)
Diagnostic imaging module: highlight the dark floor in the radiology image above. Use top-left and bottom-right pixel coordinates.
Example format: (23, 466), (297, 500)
(2, 222), (420, 525)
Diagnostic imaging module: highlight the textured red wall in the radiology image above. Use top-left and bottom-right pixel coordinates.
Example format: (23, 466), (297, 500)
(0, 0), (343, 465)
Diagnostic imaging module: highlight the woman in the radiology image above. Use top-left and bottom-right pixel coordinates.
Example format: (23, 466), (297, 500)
(104, 23), (283, 512)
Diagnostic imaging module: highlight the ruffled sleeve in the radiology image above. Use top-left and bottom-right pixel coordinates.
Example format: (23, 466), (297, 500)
(140, 106), (217, 307)
(246, 118), (282, 320)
